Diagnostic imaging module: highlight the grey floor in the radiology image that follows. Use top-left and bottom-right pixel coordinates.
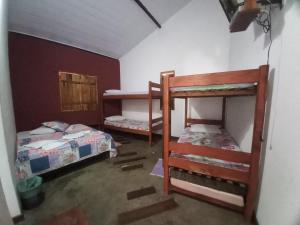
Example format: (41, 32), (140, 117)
(18, 136), (253, 225)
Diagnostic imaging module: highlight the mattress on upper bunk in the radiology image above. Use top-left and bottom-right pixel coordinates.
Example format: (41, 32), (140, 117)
(174, 127), (249, 172)
(103, 91), (148, 96)
(170, 83), (256, 92)
(104, 118), (150, 131)
(16, 124), (117, 179)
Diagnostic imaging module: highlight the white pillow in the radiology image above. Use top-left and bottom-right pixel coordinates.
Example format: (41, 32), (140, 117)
(30, 126), (56, 135)
(65, 124), (92, 134)
(190, 124), (221, 134)
(105, 115), (126, 122)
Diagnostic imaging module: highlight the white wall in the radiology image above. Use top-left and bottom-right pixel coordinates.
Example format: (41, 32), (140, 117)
(0, 0), (21, 218)
(120, 1), (300, 224)
(120, 0), (230, 136)
(228, 1), (300, 225)
(0, 179), (13, 225)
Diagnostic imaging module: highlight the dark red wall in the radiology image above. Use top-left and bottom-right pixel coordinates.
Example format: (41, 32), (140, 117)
(9, 32), (121, 131)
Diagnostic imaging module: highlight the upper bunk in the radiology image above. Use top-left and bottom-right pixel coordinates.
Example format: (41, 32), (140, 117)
(102, 81), (161, 100)
(165, 65), (268, 98)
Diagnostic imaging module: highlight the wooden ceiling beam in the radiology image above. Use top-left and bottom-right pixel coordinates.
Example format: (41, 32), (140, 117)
(134, 0), (161, 29)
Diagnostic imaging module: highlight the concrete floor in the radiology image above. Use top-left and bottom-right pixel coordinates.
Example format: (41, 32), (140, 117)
(17, 136), (253, 225)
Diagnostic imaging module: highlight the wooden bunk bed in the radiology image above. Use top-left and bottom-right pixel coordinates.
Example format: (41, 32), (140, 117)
(162, 65), (268, 220)
(100, 81), (163, 145)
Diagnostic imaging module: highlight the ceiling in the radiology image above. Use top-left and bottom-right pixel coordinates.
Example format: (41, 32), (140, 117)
(8, 0), (191, 58)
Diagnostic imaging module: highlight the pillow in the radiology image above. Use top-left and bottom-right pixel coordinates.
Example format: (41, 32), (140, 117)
(190, 124), (221, 134)
(65, 124), (93, 134)
(42, 121), (69, 132)
(30, 126), (56, 135)
(105, 115), (126, 122)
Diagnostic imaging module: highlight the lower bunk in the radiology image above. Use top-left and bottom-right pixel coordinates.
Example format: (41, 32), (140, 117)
(164, 125), (254, 218)
(104, 116), (163, 145)
(170, 168), (247, 209)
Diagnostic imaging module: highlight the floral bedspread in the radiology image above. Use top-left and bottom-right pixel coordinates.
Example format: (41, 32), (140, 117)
(16, 127), (116, 180)
(175, 127), (249, 171)
(104, 119), (150, 131)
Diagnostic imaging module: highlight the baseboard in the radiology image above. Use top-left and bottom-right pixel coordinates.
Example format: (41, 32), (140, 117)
(12, 214), (24, 224)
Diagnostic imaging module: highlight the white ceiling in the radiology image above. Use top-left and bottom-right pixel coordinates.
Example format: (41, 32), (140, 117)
(8, 0), (191, 58)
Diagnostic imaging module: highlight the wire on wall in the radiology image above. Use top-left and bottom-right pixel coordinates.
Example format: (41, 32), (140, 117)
(256, 0), (273, 65)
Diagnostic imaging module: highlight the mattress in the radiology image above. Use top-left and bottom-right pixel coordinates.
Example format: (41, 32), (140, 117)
(171, 83), (256, 93)
(175, 127), (249, 172)
(103, 91), (148, 96)
(170, 169), (246, 207)
(16, 126), (117, 179)
(104, 118), (161, 131)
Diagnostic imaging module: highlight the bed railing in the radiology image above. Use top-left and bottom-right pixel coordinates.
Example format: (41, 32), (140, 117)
(148, 81), (162, 145)
(169, 68), (262, 87)
(168, 141), (251, 184)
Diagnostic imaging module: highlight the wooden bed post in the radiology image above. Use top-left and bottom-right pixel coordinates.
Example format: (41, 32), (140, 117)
(98, 80), (104, 131)
(163, 74), (171, 194)
(184, 97), (188, 128)
(221, 97), (226, 129)
(244, 65), (269, 220)
(148, 81), (153, 146)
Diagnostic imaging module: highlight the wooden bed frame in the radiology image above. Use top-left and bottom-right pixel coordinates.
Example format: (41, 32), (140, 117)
(100, 81), (163, 145)
(162, 65), (268, 220)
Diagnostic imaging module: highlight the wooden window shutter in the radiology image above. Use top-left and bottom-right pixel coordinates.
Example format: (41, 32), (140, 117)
(59, 72), (98, 112)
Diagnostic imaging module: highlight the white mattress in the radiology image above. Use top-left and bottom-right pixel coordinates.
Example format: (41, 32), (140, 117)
(170, 178), (244, 207)
(104, 91), (148, 96)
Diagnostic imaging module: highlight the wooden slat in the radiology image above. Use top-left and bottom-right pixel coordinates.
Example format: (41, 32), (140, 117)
(169, 142), (252, 164)
(171, 88), (256, 98)
(169, 69), (260, 87)
(118, 152), (137, 157)
(149, 81), (161, 89)
(186, 118), (222, 126)
(118, 198), (178, 225)
(169, 185), (243, 212)
(113, 156), (146, 165)
(168, 157), (249, 184)
(127, 186), (156, 200)
(121, 163), (143, 171)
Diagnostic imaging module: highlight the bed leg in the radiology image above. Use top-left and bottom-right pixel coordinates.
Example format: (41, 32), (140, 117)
(163, 158), (170, 194)
(244, 185), (257, 221)
(163, 172), (170, 195)
(148, 133), (152, 146)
